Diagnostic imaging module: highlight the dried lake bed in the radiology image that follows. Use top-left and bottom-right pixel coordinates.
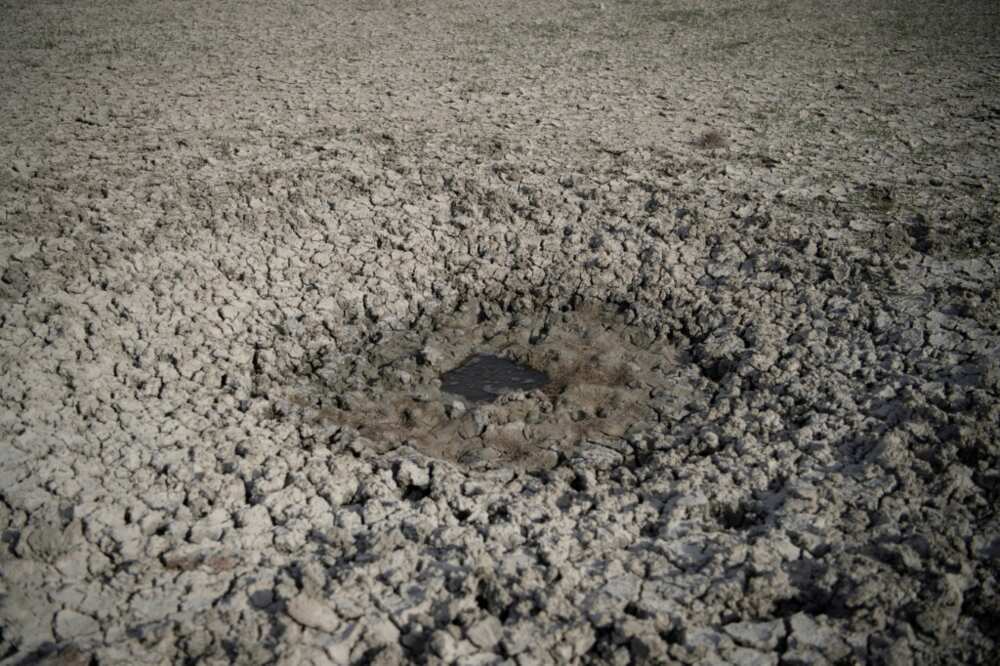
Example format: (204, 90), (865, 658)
(1, 0), (999, 664)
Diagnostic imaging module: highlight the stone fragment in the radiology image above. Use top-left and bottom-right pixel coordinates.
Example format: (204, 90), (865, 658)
(502, 623), (538, 657)
(430, 629), (458, 661)
(785, 613), (851, 663)
(54, 609), (101, 640)
(723, 619), (785, 651)
(396, 460), (430, 489)
(286, 595), (341, 634)
(364, 616), (401, 646)
(727, 646), (779, 666)
(418, 345), (444, 367)
(466, 616), (503, 649)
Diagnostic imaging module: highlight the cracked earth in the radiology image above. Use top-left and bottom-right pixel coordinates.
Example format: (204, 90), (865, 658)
(1, 0), (999, 664)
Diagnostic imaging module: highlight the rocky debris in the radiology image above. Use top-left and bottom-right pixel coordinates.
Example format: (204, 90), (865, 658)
(1, 0), (999, 663)
(286, 595), (342, 634)
(723, 619), (786, 652)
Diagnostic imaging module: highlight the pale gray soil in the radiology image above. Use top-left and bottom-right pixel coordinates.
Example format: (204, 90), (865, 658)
(2, 0), (999, 664)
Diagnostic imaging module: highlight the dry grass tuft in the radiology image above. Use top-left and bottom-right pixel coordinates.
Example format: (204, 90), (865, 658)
(694, 129), (728, 150)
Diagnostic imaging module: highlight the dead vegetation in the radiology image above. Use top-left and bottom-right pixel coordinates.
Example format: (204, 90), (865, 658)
(694, 129), (728, 149)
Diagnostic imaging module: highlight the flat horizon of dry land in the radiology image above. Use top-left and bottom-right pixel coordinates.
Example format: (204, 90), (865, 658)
(1, 1), (999, 664)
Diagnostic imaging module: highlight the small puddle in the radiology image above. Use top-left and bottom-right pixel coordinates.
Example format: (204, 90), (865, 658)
(440, 353), (550, 404)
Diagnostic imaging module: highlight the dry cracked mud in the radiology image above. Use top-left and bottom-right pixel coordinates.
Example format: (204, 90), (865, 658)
(1, 0), (999, 664)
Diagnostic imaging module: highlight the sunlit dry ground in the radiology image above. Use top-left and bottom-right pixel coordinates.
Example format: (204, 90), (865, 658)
(1, 1), (999, 663)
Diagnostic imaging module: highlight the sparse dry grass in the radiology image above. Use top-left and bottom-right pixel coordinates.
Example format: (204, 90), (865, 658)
(694, 129), (728, 150)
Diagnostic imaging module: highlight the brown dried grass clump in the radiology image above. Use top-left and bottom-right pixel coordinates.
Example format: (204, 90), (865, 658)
(694, 129), (728, 149)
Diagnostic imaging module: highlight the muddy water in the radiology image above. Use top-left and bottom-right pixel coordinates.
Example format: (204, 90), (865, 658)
(440, 353), (550, 403)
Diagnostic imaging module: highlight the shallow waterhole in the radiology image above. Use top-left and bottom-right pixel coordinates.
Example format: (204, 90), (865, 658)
(440, 353), (550, 404)
(287, 303), (709, 470)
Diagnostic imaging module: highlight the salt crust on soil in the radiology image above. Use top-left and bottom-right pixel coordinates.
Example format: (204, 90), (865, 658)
(1, 0), (999, 664)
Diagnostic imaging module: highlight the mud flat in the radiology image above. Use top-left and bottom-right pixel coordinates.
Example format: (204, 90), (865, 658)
(1, 0), (999, 663)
